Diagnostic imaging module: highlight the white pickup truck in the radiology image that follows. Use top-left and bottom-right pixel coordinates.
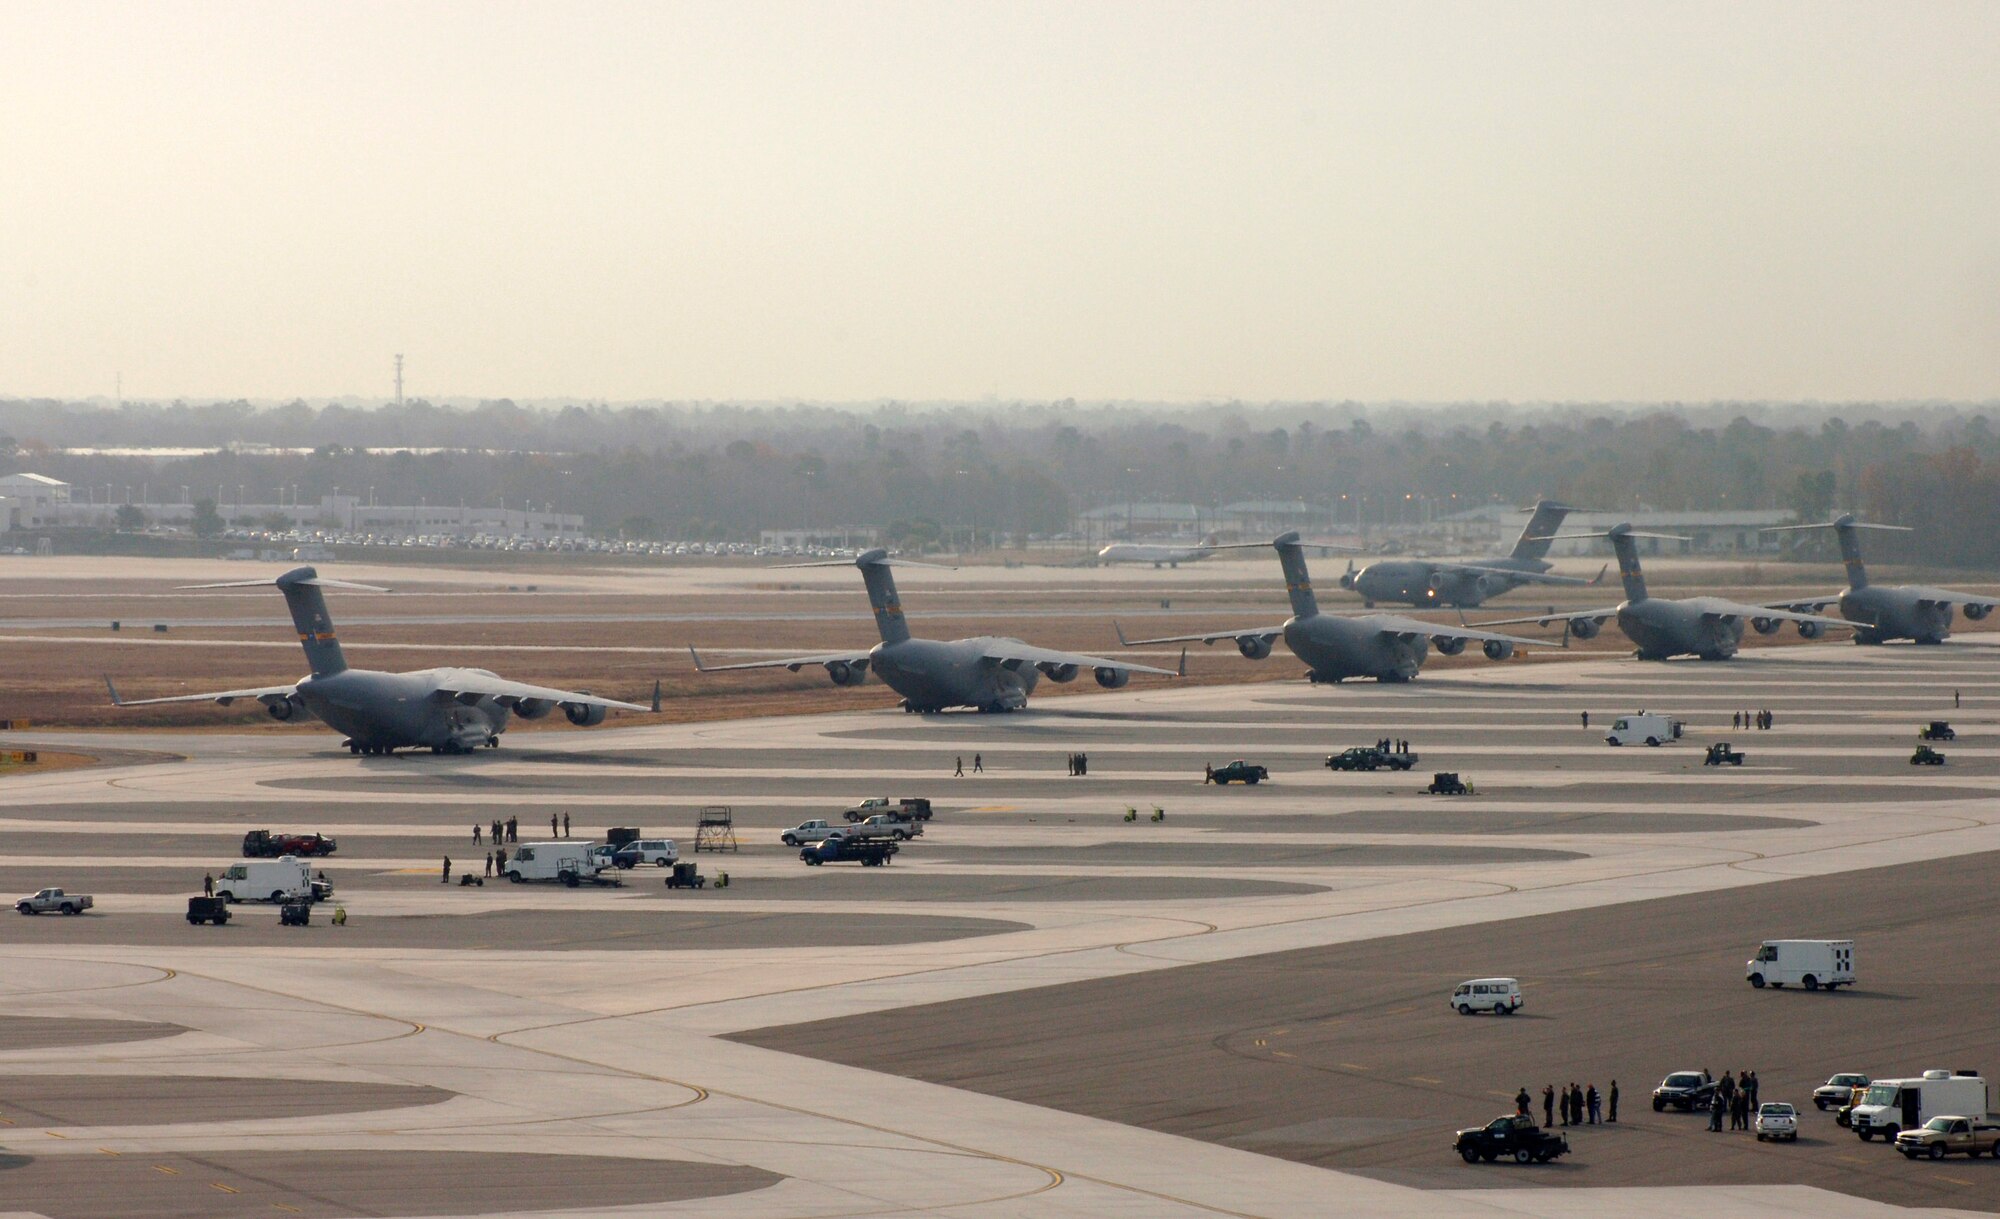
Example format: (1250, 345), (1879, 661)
(843, 814), (924, 842)
(781, 820), (842, 847)
(16, 888), (93, 915)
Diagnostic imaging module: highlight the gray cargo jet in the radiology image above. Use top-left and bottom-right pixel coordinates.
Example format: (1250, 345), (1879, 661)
(1338, 500), (1605, 608)
(1114, 532), (1553, 682)
(688, 548), (1178, 712)
(1478, 524), (1854, 660)
(107, 567), (652, 754)
(1759, 514), (1996, 644)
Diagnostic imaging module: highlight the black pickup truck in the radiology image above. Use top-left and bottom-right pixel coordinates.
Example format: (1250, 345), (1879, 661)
(1453, 1114), (1570, 1164)
(1325, 746), (1418, 772)
(1652, 1071), (1718, 1112)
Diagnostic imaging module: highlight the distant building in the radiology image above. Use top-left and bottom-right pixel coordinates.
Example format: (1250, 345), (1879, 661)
(1435, 505), (1794, 555)
(759, 527), (879, 550)
(0, 473), (70, 530)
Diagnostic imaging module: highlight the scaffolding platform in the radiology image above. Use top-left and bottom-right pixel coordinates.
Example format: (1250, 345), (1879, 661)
(694, 805), (738, 853)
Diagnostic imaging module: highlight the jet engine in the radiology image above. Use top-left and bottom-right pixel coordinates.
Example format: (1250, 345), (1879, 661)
(1038, 662), (1080, 683)
(824, 660), (869, 686)
(1236, 636), (1273, 660)
(1432, 635), (1467, 656)
(511, 697), (556, 719)
(1482, 639), (1515, 661)
(1795, 620), (1824, 639)
(1750, 617), (1781, 635)
(1569, 618), (1601, 640)
(1965, 603), (1992, 621)
(563, 702), (608, 727)
(1338, 562), (1358, 590)
(1093, 666), (1130, 689)
(263, 693), (312, 722)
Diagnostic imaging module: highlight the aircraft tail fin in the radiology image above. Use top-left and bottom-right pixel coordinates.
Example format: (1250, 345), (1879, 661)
(1510, 501), (1580, 562)
(1761, 515), (1912, 591)
(1606, 529), (1649, 602)
(1269, 532), (1321, 618)
(854, 550), (913, 645)
(182, 566), (384, 677)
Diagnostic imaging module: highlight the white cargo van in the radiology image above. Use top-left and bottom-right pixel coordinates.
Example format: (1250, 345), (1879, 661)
(1851, 1071), (1990, 1141)
(1746, 940), (1854, 990)
(1605, 713), (1684, 746)
(1450, 977), (1523, 1015)
(214, 857), (325, 903)
(503, 842), (602, 884)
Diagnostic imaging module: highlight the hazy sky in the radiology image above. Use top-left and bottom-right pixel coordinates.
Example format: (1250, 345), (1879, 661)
(2, 2), (1996, 403)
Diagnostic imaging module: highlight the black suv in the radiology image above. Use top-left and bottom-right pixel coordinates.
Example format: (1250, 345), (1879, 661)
(1453, 1114), (1569, 1164)
(1652, 1071), (1717, 1112)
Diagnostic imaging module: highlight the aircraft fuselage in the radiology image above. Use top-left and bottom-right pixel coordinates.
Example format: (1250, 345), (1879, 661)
(869, 637), (1042, 712)
(1615, 598), (1747, 661)
(1346, 557), (1549, 608)
(1839, 587), (1954, 644)
(1283, 615), (1430, 682)
(296, 668), (513, 751)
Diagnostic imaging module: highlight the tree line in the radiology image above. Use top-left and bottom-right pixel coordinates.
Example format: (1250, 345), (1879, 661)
(3, 397), (1998, 566)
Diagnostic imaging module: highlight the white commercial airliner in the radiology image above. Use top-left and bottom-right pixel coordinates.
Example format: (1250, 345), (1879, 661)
(1096, 533), (1219, 568)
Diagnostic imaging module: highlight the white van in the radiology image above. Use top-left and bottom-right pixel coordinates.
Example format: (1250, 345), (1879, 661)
(1450, 977), (1523, 1015)
(1605, 713), (1684, 747)
(214, 857), (326, 903)
(1851, 1071), (1990, 1141)
(1746, 939), (1854, 990)
(615, 838), (679, 867)
(504, 842), (602, 884)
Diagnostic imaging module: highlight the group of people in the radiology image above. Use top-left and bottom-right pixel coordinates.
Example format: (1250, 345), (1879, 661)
(1732, 710), (1775, 731)
(1523, 1081), (1617, 1127)
(449, 848), (515, 881)
(1065, 752), (1089, 776)
(1374, 737), (1412, 754)
(953, 754), (985, 776)
(1705, 1069), (1761, 1131)
(475, 817), (522, 844)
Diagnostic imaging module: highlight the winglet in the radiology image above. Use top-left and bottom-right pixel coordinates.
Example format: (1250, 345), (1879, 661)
(1590, 563), (1608, 586)
(104, 675), (124, 706)
(650, 679), (662, 714)
(1114, 620), (1133, 648)
(1178, 647), (1187, 678)
(687, 646), (712, 673)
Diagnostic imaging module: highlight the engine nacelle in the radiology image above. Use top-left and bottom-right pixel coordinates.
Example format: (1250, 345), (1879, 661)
(264, 694), (311, 722)
(1237, 636), (1273, 660)
(563, 701), (608, 727)
(1965, 603), (1992, 621)
(512, 697), (556, 720)
(1482, 639), (1515, 661)
(1432, 635), (1468, 656)
(1749, 617), (1780, 635)
(1038, 662), (1080, 683)
(1093, 666), (1130, 689)
(825, 660), (869, 687)
(1795, 620), (1824, 639)
(1569, 618), (1601, 640)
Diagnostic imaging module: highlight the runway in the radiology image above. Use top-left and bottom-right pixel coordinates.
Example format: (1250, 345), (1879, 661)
(1, 639), (1996, 1218)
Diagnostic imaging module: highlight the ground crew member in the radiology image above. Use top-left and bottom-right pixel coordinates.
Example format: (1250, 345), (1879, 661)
(1515, 1087), (1531, 1117)
(1608, 1080), (1619, 1122)
(441, 856), (451, 884)
(1708, 1089), (1726, 1132)
(1204, 763), (1214, 784)
(473, 823), (482, 844)
(491, 819), (502, 844)
(954, 756), (964, 777)
(562, 811), (571, 837)
(1542, 1084), (1554, 1126)
(1587, 1084), (1600, 1124)
(1580, 710), (1589, 729)
(551, 813), (559, 837)
(1078, 752), (1087, 775)
(496, 847), (507, 874)
(973, 753), (982, 773)
(203, 873), (214, 897)
(331, 905), (347, 925)
(484, 852), (493, 878)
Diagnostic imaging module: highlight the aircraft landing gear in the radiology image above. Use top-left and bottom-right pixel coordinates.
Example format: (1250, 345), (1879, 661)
(487, 735), (500, 747)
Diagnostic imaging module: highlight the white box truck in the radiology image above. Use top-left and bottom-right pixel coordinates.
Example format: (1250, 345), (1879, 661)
(214, 857), (327, 903)
(1605, 713), (1684, 746)
(1746, 939), (1854, 991)
(503, 842), (603, 884)
(1851, 1070), (1990, 1142)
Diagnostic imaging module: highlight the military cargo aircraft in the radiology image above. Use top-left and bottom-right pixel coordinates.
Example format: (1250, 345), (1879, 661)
(1115, 532), (1553, 682)
(1478, 524), (1855, 660)
(1338, 500), (1605, 608)
(689, 548), (1178, 712)
(1096, 533), (1219, 568)
(1760, 514), (1996, 644)
(107, 567), (652, 754)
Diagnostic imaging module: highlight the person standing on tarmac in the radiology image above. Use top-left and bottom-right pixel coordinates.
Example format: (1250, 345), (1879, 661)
(1542, 1084), (1555, 1127)
(1515, 1088), (1531, 1118)
(1587, 1084), (1600, 1124)
(441, 856), (451, 884)
(954, 756), (964, 777)
(973, 753), (983, 773)
(562, 812), (571, 837)
(484, 852), (493, 878)
(1608, 1080), (1619, 1122)
(1708, 1089), (1726, 1132)
(1580, 710), (1589, 730)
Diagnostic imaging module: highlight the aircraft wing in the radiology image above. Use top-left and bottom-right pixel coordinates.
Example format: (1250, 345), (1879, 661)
(105, 677), (298, 707)
(1115, 621), (1286, 648)
(1702, 602), (1854, 629)
(976, 639), (1180, 677)
(1761, 594), (1842, 614)
(1365, 614), (1559, 648)
(1443, 561), (1607, 587)
(1473, 607), (1621, 629)
(1901, 586), (1999, 611)
(430, 671), (653, 712)
(686, 646), (873, 674)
